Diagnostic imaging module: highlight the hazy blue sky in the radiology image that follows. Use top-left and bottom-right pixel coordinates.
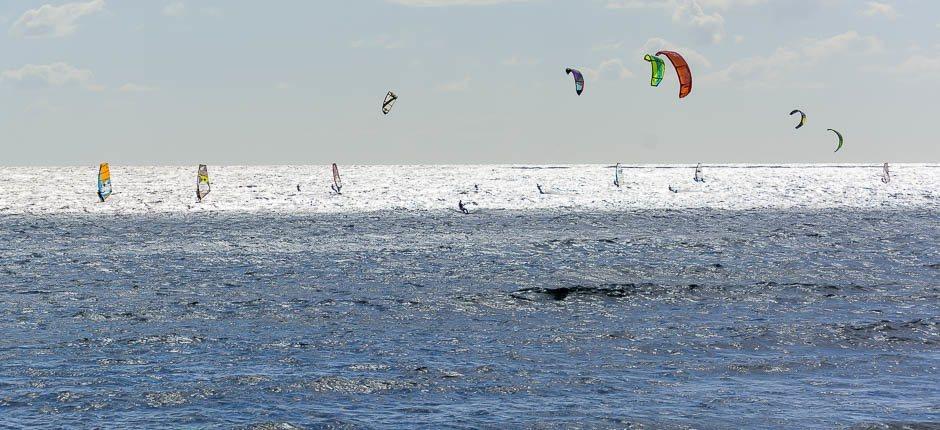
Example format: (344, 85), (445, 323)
(1, 0), (938, 165)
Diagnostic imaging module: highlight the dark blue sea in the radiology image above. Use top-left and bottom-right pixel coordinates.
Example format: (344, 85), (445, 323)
(1, 209), (938, 429)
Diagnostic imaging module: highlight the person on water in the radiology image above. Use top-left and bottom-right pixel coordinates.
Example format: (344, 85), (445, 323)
(536, 184), (545, 195)
(296, 184), (301, 192)
(458, 200), (470, 214)
(668, 185), (679, 194)
(331, 183), (341, 194)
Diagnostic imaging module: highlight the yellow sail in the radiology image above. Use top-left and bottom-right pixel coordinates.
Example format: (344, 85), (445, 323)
(97, 163), (112, 202)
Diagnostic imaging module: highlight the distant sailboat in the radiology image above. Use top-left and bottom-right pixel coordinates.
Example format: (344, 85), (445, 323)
(881, 163), (891, 184)
(196, 164), (211, 202)
(331, 163), (342, 194)
(613, 163), (623, 188)
(693, 163), (705, 183)
(97, 163), (112, 202)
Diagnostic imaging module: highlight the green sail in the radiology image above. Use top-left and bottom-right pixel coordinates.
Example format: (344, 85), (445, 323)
(644, 54), (665, 87)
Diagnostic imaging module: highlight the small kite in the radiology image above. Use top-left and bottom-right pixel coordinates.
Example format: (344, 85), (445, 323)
(790, 109), (807, 129)
(643, 54), (665, 87)
(382, 91), (397, 115)
(655, 51), (692, 99)
(827, 129), (844, 152)
(565, 68), (584, 96)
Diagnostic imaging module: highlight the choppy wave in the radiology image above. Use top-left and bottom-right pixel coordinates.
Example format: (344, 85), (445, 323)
(0, 208), (937, 428)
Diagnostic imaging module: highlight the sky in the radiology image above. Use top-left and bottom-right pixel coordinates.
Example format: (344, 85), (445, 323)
(1, 0), (938, 165)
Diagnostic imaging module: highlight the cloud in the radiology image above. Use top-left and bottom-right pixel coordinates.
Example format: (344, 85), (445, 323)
(801, 30), (884, 59)
(672, 0), (725, 44)
(592, 41), (624, 51)
(118, 83), (157, 92)
(350, 35), (404, 49)
(162, 2), (186, 17)
(387, 0), (531, 6)
(1, 62), (102, 90)
(9, 0), (105, 39)
(502, 55), (540, 66)
(640, 37), (712, 68)
(436, 76), (471, 92)
(707, 31), (884, 86)
(583, 59), (634, 81)
(607, 0), (737, 44)
(861, 2), (898, 20)
(892, 55), (940, 79)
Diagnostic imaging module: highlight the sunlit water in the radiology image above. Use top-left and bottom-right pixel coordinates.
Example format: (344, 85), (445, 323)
(1, 208), (938, 428)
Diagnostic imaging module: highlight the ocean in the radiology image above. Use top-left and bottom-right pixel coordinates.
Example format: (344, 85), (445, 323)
(1, 165), (938, 428)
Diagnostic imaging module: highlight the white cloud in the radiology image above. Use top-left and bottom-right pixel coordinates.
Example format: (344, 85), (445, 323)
(502, 55), (540, 66)
(801, 31), (884, 59)
(162, 2), (186, 17)
(640, 37), (712, 68)
(9, 0), (105, 39)
(387, 0), (531, 6)
(673, 0), (725, 44)
(592, 41), (624, 51)
(708, 31), (884, 86)
(861, 2), (898, 20)
(436, 76), (471, 92)
(351, 35), (404, 49)
(118, 83), (156, 92)
(583, 59), (634, 81)
(607, 0), (735, 44)
(893, 55), (940, 78)
(200, 7), (223, 18)
(1, 63), (102, 90)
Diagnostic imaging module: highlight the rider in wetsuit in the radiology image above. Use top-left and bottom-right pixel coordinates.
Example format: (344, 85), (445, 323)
(458, 200), (469, 214)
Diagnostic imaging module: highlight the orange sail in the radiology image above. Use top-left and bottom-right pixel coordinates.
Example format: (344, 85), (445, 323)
(656, 51), (692, 99)
(97, 163), (112, 202)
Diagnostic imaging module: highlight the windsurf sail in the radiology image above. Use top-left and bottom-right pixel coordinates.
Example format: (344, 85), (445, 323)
(331, 163), (342, 194)
(790, 109), (807, 129)
(97, 163), (112, 202)
(694, 163), (704, 183)
(196, 164), (210, 202)
(565, 68), (584, 96)
(881, 162), (891, 184)
(827, 129), (844, 152)
(382, 91), (397, 115)
(614, 163), (623, 188)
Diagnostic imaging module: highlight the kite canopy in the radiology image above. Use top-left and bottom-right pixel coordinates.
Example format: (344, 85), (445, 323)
(827, 129), (844, 152)
(655, 51), (692, 98)
(643, 54), (665, 87)
(790, 109), (807, 129)
(97, 163), (112, 202)
(382, 91), (397, 115)
(565, 68), (584, 96)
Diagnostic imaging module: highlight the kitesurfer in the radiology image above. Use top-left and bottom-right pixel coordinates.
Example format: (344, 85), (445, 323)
(458, 200), (469, 214)
(668, 185), (679, 194)
(296, 184), (301, 192)
(536, 184), (545, 195)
